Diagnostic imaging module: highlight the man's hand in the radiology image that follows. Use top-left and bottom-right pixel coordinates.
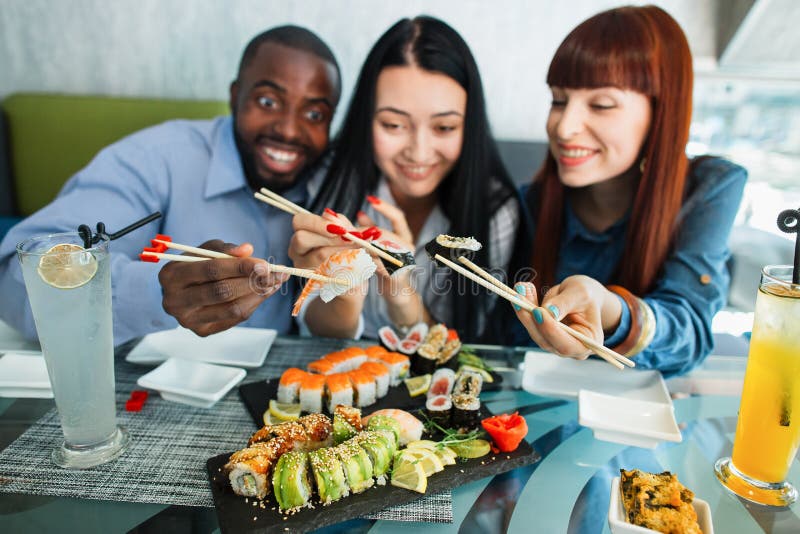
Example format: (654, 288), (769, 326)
(158, 240), (288, 336)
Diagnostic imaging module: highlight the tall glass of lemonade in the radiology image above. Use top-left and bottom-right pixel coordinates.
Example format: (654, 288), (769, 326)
(17, 232), (129, 468)
(715, 265), (800, 506)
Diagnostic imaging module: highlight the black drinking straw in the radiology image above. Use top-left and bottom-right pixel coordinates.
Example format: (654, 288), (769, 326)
(78, 212), (162, 249)
(777, 208), (800, 285)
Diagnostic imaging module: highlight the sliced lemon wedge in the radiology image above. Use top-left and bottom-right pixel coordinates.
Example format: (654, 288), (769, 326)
(404, 374), (431, 397)
(268, 399), (301, 422)
(37, 243), (98, 289)
(399, 448), (444, 476)
(390, 456), (428, 493)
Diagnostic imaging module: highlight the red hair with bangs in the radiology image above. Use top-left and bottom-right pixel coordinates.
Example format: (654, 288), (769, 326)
(531, 5), (693, 295)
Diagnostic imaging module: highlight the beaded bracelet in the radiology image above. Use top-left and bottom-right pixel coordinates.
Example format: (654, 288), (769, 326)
(606, 285), (656, 357)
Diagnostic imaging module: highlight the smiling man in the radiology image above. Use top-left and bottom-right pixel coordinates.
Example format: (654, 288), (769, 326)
(0, 26), (341, 343)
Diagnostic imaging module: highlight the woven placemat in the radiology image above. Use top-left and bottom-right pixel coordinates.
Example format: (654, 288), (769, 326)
(0, 336), (452, 522)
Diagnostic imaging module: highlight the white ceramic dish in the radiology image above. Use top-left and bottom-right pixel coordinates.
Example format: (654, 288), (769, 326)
(0, 386), (54, 399)
(0, 352), (52, 399)
(522, 351), (671, 404)
(126, 327), (276, 368)
(579, 390), (681, 448)
(609, 476), (713, 534)
(137, 357), (246, 408)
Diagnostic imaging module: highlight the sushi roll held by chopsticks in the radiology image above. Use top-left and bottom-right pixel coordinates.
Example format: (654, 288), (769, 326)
(424, 234), (482, 264)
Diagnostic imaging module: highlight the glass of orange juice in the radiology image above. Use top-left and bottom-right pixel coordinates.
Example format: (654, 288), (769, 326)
(715, 265), (800, 506)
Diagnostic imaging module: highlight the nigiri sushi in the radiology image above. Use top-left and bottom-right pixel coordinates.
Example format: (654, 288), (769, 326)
(292, 249), (377, 316)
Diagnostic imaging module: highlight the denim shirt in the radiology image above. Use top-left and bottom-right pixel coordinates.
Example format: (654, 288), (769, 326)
(512, 157), (747, 377)
(0, 116), (323, 345)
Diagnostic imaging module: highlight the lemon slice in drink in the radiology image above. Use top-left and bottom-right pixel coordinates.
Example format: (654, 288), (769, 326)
(390, 457), (428, 493)
(404, 374), (431, 397)
(268, 399), (301, 421)
(37, 243), (98, 289)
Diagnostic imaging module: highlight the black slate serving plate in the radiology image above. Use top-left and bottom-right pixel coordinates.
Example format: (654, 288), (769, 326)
(239, 372), (501, 428)
(206, 408), (539, 534)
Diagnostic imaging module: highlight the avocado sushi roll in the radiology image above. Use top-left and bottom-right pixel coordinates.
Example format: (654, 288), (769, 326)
(366, 414), (401, 447)
(309, 447), (349, 504)
(335, 439), (375, 494)
(272, 451), (313, 512)
(354, 431), (393, 482)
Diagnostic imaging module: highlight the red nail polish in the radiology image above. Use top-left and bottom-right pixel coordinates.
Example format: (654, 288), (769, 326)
(326, 224), (347, 236)
(366, 195), (381, 205)
(154, 234), (172, 242)
(357, 210), (367, 219)
(139, 253), (159, 263)
(324, 208), (337, 217)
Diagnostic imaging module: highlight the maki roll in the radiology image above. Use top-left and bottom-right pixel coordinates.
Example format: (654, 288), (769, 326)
(426, 394), (452, 427)
(428, 368), (456, 397)
(437, 330), (462, 369)
(373, 239), (415, 276)
(225, 441), (280, 499)
(335, 439), (375, 494)
(347, 370), (377, 408)
(404, 322), (429, 344)
(412, 348), (438, 375)
(424, 234), (482, 264)
(272, 451), (313, 512)
(378, 326), (400, 351)
(299, 373), (326, 414)
(396, 338), (421, 355)
(451, 393), (481, 429)
(453, 369), (484, 397)
(334, 404), (363, 432)
(309, 447), (349, 504)
(375, 351), (410, 386)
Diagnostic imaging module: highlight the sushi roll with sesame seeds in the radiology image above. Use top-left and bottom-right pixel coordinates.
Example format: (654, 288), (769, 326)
(451, 393), (481, 429)
(354, 431), (392, 483)
(309, 447), (349, 505)
(225, 440), (281, 499)
(453, 369), (484, 397)
(335, 439), (374, 494)
(272, 451), (313, 512)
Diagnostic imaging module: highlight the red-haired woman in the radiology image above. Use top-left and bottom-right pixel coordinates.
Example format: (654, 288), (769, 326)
(507, 5), (746, 376)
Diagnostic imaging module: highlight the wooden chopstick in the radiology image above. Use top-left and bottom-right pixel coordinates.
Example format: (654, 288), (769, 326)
(254, 190), (404, 268)
(436, 253), (630, 369)
(259, 188), (311, 215)
(149, 239), (348, 285)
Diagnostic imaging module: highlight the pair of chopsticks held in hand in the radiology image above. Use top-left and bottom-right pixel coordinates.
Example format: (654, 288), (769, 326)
(139, 236), (347, 286)
(255, 187), (633, 370)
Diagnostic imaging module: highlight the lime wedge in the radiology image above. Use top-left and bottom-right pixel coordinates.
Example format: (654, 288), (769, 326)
(449, 439), (491, 459)
(390, 456), (428, 493)
(404, 374), (431, 397)
(37, 243), (97, 289)
(268, 399), (301, 421)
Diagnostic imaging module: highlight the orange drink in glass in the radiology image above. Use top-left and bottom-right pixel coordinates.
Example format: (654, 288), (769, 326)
(715, 265), (800, 506)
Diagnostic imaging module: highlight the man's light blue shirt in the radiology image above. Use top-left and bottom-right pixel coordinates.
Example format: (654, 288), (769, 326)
(0, 116), (315, 344)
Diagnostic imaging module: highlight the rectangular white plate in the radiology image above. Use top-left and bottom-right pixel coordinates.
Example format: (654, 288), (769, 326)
(522, 351), (670, 404)
(0, 352), (51, 389)
(608, 476), (713, 534)
(0, 387), (53, 399)
(137, 357), (246, 407)
(126, 327), (276, 368)
(579, 390), (681, 448)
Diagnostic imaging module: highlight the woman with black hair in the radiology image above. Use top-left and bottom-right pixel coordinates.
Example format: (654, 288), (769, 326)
(289, 16), (520, 342)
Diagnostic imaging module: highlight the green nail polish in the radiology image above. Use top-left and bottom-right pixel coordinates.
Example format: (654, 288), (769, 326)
(533, 308), (543, 324)
(547, 305), (559, 319)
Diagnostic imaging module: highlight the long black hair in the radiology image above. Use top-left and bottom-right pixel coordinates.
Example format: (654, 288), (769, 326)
(311, 16), (518, 340)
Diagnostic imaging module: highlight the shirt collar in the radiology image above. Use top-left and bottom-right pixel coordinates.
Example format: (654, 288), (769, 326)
(563, 198), (629, 244)
(204, 116), (248, 199)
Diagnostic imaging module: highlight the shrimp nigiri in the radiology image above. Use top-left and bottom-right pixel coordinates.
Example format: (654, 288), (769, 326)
(292, 248), (377, 316)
